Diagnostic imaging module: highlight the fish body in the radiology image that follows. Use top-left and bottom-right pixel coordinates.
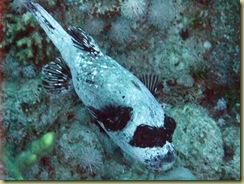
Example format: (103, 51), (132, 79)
(27, 2), (177, 170)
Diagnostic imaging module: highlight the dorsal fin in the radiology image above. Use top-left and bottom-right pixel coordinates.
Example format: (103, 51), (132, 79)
(88, 105), (133, 132)
(67, 26), (102, 57)
(41, 58), (73, 94)
(139, 74), (162, 96)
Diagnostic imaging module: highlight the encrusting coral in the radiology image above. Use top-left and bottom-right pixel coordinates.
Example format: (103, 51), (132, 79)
(2, 0), (56, 67)
(165, 104), (224, 180)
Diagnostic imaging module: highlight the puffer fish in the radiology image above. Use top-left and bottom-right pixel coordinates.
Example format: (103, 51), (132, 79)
(26, 2), (177, 171)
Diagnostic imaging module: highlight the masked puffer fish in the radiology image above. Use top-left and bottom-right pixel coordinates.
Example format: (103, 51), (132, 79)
(26, 2), (177, 171)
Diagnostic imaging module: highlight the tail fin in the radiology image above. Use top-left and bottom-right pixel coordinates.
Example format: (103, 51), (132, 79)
(26, 2), (73, 53)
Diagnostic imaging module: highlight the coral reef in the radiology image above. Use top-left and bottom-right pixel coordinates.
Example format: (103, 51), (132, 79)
(2, 0), (57, 68)
(109, 17), (133, 43)
(148, 0), (176, 28)
(120, 0), (147, 20)
(1, 0), (240, 181)
(165, 103), (224, 180)
(222, 126), (240, 180)
(214, 98), (227, 111)
(57, 121), (105, 179)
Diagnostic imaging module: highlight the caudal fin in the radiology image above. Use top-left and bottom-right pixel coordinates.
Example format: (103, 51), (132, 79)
(26, 2), (73, 52)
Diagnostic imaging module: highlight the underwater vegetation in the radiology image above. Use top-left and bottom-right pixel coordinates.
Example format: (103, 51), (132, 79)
(1, 0), (57, 68)
(0, 0), (240, 180)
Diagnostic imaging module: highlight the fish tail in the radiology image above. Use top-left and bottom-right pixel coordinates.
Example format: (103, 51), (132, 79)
(26, 2), (73, 53)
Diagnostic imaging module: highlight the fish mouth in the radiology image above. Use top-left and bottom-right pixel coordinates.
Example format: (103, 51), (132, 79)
(145, 150), (176, 171)
(144, 143), (176, 171)
(161, 149), (176, 163)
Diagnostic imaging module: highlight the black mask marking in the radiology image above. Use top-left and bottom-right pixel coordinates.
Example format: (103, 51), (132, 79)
(88, 105), (133, 132)
(129, 116), (176, 148)
(164, 115), (176, 136)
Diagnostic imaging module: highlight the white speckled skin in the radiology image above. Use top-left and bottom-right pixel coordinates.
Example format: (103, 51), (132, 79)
(27, 2), (176, 170)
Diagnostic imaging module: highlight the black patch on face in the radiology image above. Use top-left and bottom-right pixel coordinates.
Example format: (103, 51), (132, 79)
(129, 116), (176, 148)
(129, 125), (167, 148)
(164, 115), (176, 136)
(131, 80), (141, 91)
(88, 105), (133, 132)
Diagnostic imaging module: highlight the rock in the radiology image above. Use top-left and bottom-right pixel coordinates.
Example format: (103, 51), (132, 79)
(156, 167), (196, 180)
(165, 104), (224, 180)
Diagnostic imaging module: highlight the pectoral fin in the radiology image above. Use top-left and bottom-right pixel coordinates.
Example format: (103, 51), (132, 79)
(41, 58), (73, 94)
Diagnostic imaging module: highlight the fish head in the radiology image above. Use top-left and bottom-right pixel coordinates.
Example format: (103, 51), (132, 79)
(129, 114), (177, 171)
(144, 141), (176, 171)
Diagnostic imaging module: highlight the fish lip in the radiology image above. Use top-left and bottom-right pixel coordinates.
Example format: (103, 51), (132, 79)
(145, 152), (176, 171)
(160, 149), (176, 163)
(144, 143), (176, 171)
